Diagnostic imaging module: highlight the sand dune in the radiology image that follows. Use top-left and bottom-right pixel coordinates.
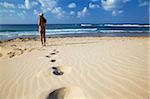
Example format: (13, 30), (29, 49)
(0, 37), (149, 99)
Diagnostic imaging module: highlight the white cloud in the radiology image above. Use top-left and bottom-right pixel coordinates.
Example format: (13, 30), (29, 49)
(17, 11), (26, 17)
(77, 7), (88, 18)
(101, 0), (129, 16)
(34, 10), (38, 15)
(101, 0), (117, 11)
(51, 7), (65, 18)
(101, 0), (130, 10)
(38, 0), (57, 12)
(112, 10), (123, 16)
(70, 11), (75, 15)
(17, 10), (26, 17)
(18, 1), (38, 9)
(118, 10), (123, 14)
(38, 0), (65, 17)
(17, 12), (24, 17)
(68, 3), (76, 8)
(89, 3), (100, 9)
(0, 2), (15, 9)
(138, 0), (149, 7)
(112, 10), (117, 16)
(31, 1), (38, 7)
(25, 0), (30, 9)
(18, 4), (25, 9)
(0, 10), (15, 13)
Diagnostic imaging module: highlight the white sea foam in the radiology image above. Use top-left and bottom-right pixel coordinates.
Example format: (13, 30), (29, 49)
(99, 30), (148, 33)
(46, 28), (97, 32)
(46, 28), (98, 34)
(103, 24), (150, 27)
(81, 24), (92, 27)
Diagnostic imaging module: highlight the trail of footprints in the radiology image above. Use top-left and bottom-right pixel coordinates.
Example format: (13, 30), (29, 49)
(45, 49), (75, 99)
(45, 49), (64, 76)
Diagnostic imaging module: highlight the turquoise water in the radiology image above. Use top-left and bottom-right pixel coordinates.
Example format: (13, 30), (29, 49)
(0, 24), (149, 40)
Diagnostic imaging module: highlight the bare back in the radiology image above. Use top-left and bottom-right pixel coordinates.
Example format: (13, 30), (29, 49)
(38, 16), (46, 28)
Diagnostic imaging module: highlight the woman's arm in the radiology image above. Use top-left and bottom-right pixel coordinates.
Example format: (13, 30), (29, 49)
(38, 17), (41, 26)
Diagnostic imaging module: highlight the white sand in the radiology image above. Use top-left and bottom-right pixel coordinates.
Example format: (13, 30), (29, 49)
(0, 37), (150, 99)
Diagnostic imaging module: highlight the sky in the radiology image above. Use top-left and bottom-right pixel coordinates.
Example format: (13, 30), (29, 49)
(0, 0), (149, 24)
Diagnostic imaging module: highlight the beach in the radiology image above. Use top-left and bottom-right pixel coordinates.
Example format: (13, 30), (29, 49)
(0, 37), (149, 99)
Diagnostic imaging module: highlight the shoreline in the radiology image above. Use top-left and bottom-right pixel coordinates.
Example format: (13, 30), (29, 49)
(0, 33), (150, 42)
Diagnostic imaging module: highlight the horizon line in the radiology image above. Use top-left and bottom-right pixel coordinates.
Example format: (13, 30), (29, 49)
(0, 23), (150, 25)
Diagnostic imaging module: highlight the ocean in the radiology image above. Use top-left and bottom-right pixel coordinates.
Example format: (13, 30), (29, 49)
(0, 23), (149, 40)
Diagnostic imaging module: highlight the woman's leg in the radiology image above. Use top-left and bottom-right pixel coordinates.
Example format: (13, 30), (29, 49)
(43, 28), (46, 46)
(39, 27), (44, 45)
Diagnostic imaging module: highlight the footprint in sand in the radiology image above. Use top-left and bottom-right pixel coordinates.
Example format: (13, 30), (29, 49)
(45, 49), (59, 58)
(53, 49), (59, 53)
(50, 52), (56, 55)
(50, 59), (56, 63)
(7, 52), (15, 58)
(14, 48), (24, 55)
(51, 66), (72, 76)
(51, 66), (64, 75)
(50, 49), (59, 55)
(7, 48), (24, 58)
(45, 56), (56, 63)
(47, 86), (85, 99)
(45, 55), (51, 58)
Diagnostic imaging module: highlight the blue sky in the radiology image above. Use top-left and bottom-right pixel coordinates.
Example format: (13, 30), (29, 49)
(0, 0), (149, 24)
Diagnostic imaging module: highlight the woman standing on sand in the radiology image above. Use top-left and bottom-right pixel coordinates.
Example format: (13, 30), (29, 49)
(38, 13), (47, 46)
